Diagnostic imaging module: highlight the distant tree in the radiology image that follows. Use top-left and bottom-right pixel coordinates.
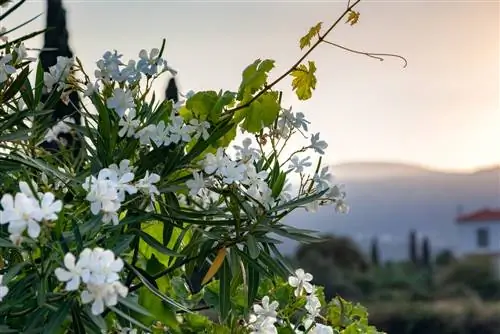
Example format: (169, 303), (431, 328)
(295, 234), (369, 272)
(421, 237), (431, 267)
(409, 230), (418, 265)
(435, 249), (455, 266)
(39, 0), (82, 157)
(370, 237), (380, 266)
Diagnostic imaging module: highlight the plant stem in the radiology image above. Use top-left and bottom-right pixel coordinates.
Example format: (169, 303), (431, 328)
(227, 0), (362, 114)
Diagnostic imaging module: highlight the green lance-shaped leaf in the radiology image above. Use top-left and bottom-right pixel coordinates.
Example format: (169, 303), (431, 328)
(290, 60), (317, 100)
(299, 22), (323, 50)
(218, 257), (232, 323)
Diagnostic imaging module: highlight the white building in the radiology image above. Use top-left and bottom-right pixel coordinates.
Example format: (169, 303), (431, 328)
(456, 208), (500, 275)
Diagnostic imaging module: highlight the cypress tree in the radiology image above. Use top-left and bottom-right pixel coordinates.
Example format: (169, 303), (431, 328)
(370, 237), (380, 266)
(409, 229), (418, 265)
(421, 236), (431, 267)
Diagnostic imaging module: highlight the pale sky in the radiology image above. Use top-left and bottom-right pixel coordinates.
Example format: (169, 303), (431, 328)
(6, 0), (500, 172)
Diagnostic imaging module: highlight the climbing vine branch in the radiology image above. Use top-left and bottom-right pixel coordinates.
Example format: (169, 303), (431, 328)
(227, 0), (363, 114)
(322, 39), (408, 68)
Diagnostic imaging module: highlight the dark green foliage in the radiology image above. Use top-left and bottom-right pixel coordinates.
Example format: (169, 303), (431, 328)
(435, 249), (455, 266)
(370, 237), (380, 267)
(409, 230), (418, 265)
(421, 237), (431, 267)
(368, 301), (500, 334)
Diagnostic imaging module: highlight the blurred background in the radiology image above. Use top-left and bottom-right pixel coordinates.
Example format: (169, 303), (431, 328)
(6, 0), (500, 332)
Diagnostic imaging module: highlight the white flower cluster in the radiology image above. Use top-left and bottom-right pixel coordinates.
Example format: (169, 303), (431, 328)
(276, 107), (328, 155)
(289, 269), (333, 334)
(0, 43), (35, 84)
(43, 56), (74, 93)
(0, 181), (62, 244)
(188, 138), (282, 209)
(83, 160), (160, 225)
(94, 48), (175, 86)
(246, 269), (333, 334)
(128, 111), (210, 147)
(54, 247), (128, 316)
(287, 157), (348, 214)
(248, 296), (280, 334)
(276, 106), (310, 138)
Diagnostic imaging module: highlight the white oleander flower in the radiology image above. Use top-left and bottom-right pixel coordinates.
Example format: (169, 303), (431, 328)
(288, 269), (314, 297)
(107, 88), (135, 117)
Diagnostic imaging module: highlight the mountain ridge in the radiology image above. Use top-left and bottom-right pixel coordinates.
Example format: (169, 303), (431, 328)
(280, 161), (500, 260)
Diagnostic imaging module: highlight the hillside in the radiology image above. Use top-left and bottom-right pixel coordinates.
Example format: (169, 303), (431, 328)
(279, 162), (500, 261)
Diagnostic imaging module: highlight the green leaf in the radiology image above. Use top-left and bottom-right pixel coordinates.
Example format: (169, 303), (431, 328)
(210, 90), (236, 121)
(43, 299), (72, 334)
(0, 0), (26, 21)
(0, 29), (47, 51)
(247, 262), (260, 310)
(125, 262), (191, 312)
(0, 237), (17, 248)
(269, 187), (328, 213)
(109, 306), (151, 332)
(137, 287), (181, 332)
(118, 296), (153, 318)
(182, 313), (213, 331)
(237, 59), (275, 101)
(135, 228), (185, 257)
(271, 171), (287, 199)
(70, 304), (86, 334)
(219, 257), (232, 323)
(299, 22), (323, 49)
(34, 60), (45, 105)
(238, 91), (281, 133)
(246, 235), (260, 260)
(1, 66), (31, 104)
(0, 128), (31, 142)
(185, 91), (219, 121)
(3, 262), (28, 283)
(290, 61), (317, 100)
(0, 325), (17, 333)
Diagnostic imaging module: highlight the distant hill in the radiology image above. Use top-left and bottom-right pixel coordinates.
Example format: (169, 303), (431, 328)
(279, 162), (500, 261)
(330, 162), (438, 180)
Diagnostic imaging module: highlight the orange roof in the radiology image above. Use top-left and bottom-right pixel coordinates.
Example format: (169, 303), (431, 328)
(456, 208), (500, 224)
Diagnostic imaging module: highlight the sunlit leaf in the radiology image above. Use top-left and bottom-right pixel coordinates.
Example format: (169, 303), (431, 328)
(346, 10), (360, 26)
(237, 59), (275, 101)
(202, 247), (227, 286)
(290, 61), (317, 100)
(299, 22), (323, 49)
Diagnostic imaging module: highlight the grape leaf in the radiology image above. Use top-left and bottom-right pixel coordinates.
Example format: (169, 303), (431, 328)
(290, 61), (317, 100)
(237, 59), (275, 101)
(184, 90), (218, 121)
(346, 10), (360, 26)
(299, 22), (323, 50)
(237, 91), (281, 133)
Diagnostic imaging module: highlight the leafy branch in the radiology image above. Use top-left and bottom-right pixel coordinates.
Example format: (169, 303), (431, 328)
(227, 0), (362, 114)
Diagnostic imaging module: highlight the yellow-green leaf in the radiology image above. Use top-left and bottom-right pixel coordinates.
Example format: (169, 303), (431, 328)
(185, 91), (219, 121)
(290, 61), (317, 100)
(299, 22), (323, 50)
(237, 59), (275, 101)
(346, 10), (360, 26)
(202, 247), (227, 286)
(238, 91), (281, 133)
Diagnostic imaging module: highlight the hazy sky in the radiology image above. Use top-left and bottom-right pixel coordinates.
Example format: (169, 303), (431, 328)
(6, 0), (500, 172)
